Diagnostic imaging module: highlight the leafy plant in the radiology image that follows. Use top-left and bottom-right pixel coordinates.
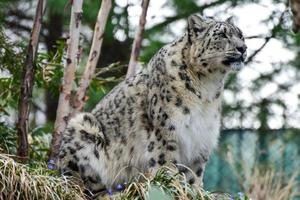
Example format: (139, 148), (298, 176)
(0, 122), (17, 154)
(0, 28), (25, 112)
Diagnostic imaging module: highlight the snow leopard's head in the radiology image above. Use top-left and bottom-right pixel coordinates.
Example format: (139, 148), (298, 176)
(186, 15), (247, 72)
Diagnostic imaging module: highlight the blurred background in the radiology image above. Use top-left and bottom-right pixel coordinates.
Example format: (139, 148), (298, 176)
(0, 0), (299, 199)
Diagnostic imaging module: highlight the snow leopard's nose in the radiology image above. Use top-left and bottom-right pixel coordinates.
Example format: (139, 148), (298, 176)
(236, 45), (247, 55)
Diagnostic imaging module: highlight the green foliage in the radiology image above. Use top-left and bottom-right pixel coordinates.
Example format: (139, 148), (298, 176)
(82, 0), (102, 25)
(35, 40), (64, 95)
(0, 122), (17, 154)
(84, 79), (111, 111)
(84, 62), (126, 111)
(171, 0), (199, 14)
(0, 121), (53, 163)
(140, 40), (165, 62)
(0, 29), (25, 111)
(0, 30), (63, 163)
(0, 29), (64, 115)
(29, 123), (53, 163)
(47, 0), (69, 15)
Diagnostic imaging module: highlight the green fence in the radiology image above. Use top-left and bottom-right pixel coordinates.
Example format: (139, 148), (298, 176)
(204, 129), (300, 199)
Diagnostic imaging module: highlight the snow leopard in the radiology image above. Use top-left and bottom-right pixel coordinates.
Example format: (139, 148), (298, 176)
(57, 14), (247, 192)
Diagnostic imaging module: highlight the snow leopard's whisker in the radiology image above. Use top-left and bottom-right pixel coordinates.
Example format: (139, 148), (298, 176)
(200, 54), (225, 60)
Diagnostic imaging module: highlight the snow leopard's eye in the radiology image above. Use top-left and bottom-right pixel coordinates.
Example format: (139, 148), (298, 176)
(239, 34), (245, 41)
(236, 28), (244, 40)
(219, 32), (228, 39)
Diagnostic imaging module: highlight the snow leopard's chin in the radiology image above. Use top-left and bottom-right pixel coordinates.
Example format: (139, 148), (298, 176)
(230, 61), (245, 71)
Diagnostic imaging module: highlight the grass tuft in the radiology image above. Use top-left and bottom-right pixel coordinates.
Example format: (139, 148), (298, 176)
(246, 167), (299, 200)
(0, 154), (85, 200)
(0, 154), (247, 200)
(115, 165), (231, 200)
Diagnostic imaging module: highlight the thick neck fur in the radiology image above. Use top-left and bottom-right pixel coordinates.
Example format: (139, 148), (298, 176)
(148, 33), (228, 104)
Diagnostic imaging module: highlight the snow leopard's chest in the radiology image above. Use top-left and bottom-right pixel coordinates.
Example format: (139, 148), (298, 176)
(172, 101), (221, 162)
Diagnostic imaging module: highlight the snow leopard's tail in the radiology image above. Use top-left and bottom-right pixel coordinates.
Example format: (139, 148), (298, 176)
(57, 112), (106, 191)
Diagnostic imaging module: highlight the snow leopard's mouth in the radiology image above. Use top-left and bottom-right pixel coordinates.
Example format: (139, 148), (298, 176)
(222, 56), (245, 70)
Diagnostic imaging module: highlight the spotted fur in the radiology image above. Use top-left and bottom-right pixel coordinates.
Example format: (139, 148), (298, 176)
(57, 15), (247, 191)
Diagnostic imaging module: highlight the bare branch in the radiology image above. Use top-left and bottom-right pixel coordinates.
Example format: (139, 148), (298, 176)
(16, 0), (46, 163)
(144, 0), (227, 36)
(48, 0), (83, 166)
(72, 0), (112, 112)
(245, 8), (288, 64)
(7, 9), (33, 21)
(245, 35), (265, 39)
(245, 36), (272, 64)
(94, 62), (127, 78)
(4, 20), (33, 34)
(127, 0), (150, 78)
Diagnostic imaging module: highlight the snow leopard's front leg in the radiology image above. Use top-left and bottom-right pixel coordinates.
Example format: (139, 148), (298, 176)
(145, 141), (206, 187)
(145, 135), (181, 175)
(184, 155), (208, 187)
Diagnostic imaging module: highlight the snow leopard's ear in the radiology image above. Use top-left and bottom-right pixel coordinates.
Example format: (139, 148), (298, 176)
(187, 15), (210, 43)
(225, 16), (235, 25)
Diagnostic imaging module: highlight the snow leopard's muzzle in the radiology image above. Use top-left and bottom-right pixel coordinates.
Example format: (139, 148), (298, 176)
(222, 45), (247, 71)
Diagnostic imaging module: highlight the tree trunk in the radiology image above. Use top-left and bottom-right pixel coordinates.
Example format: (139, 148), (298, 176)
(126, 0), (150, 78)
(73, 0), (112, 112)
(48, 0), (83, 167)
(16, 0), (46, 163)
(290, 0), (300, 32)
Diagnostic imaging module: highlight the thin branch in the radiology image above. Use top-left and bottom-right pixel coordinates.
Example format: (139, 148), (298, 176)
(94, 63), (128, 79)
(4, 18), (47, 39)
(245, 34), (265, 39)
(4, 20), (33, 33)
(94, 62), (121, 76)
(127, 0), (150, 78)
(144, 0), (226, 36)
(245, 36), (272, 64)
(7, 9), (33, 21)
(72, 0), (112, 112)
(16, 0), (46, 163)
(245, 8), (288, 64)
(48, 0), (83, 166)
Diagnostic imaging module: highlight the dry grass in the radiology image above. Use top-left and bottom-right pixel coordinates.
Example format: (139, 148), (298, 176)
(246, 168), (299, 200)
(226, 149), (299, 200)
(115, 165), (231, 200)
(0, 154), (240, 200)
(0, 154), (85, 200)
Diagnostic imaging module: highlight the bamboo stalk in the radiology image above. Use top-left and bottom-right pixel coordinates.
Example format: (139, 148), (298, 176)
(16, 0), (46, 163)
(126, 0), (150, 78)
(73, 0), (112, 112)
(48, 0), (83, 166)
